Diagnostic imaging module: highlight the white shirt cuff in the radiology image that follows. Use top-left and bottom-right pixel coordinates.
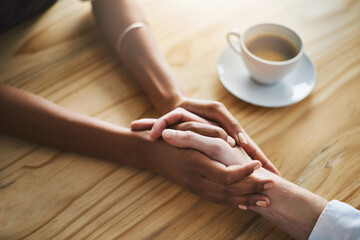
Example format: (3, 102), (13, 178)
(309, 200), (360, 240)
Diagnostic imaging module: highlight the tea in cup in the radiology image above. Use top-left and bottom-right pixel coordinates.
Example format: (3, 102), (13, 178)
(227, 23), (303, 85)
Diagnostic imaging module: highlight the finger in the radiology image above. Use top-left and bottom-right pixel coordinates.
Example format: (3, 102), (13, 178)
(149, 108), (211, 140)
(173, 122), (235, 147)
(161, 129), (264, 182)
(242, 132), (280, 176)
(193, 155), (262, 185)
(198, 176), (274, 198)
(201, 191), (270, 208)
(180, 99), (247, 145)
(180, 100), (278, 171)
(162, 129), (249, 166)
(226, 178), (275, 196)
(131, 118), (156, 131)
(230, 194), (270, 209)
(162, 129), (232, 163)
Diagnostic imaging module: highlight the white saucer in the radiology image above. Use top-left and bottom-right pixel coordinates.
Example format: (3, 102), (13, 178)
(217, 47), (316, 107)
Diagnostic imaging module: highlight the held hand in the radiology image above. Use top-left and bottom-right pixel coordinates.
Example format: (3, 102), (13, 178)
(161, 129), (258, 167)
(131, 106), (279, 175)
(177, 98), (280, 175)
(131, 109), (236, 147)
(159, 129), (276, 208)
(148, 138), (274, 208)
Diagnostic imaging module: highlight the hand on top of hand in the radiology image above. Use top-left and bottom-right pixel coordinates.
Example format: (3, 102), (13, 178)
(132, 100), (280, 175)
(132, 104), (279, 209)
(148, 138), (273, 208)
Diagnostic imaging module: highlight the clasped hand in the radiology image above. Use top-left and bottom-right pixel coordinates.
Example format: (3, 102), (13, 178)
(132, 103), (279, 209)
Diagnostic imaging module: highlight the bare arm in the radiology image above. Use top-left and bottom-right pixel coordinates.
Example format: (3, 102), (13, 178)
(0, 83), (272, 206)
(92, 0), (183, 113)
(251, 172), (328, 240)
(0, 83), (149, 168)
(91, 1), (280, 174)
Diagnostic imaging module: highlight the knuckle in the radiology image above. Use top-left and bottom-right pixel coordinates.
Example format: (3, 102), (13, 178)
(185, 130), (194, 142)
(226, 186), (236, 197)
(231, 119), (241, 128)
(244, 165), (253, 177)
(253, 182), (258, 193)
(175, 107), (186, 115)
(208, 143), (223, 158)
(219, 139), (231, 152)
(249, 149), (258, 159)
(261, 159), (270, 169)
(220, 172), (232, 185)
(179, 122), (192, 130)
(209, 127), (222, 138)
(218, 127), (228, 137)
(187, 122), (196, 130)
(216, 101), (225, 108)
(254, 182), (263, 193)
(208, 138), (229, 158)
(211, 127), (227, 139)
(175, 107), (184, 112)
(210, 101), (224, 111)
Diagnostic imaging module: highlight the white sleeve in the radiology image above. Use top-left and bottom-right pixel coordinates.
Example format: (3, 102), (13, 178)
(309, 200), (360, 240)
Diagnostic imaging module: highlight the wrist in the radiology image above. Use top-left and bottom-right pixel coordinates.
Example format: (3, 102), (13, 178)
(250, 169), (328, 239)
(158, 91), (185, 114)
(127, 130), (171, 174)
(108, 129), (155, 170)
(124, 130), (156, 170)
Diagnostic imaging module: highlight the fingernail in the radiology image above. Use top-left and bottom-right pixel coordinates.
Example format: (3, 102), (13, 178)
(253, 162), (261, 171)
(256, 201), (267, 207)
(238, 205), (248, 210)
(226, 136), (236, 147)
(161, 129), (176, 140)
(238, 132), (248, 144)
(264, 182), (275, 190)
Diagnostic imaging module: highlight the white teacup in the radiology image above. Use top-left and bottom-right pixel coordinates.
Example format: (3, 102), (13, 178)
(226, 23), (303, 85)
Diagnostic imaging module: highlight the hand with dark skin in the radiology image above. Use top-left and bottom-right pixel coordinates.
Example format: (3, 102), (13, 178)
(0, 83), (274, 206)
(134, 112), (327, 239)
(0, 0), (277, 207)
(131, 107), (279, 175)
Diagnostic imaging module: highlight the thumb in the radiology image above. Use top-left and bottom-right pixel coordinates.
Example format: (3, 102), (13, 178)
(161, 129), (190, 148)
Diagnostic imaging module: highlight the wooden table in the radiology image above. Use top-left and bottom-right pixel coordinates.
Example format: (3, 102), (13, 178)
(1, 0), (359, 239)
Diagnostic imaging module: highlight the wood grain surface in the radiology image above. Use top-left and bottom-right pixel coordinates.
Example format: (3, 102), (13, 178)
(1, 0), (359, 239)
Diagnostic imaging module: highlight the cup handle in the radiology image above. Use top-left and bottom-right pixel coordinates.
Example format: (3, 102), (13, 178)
(226, 30), (242, 55)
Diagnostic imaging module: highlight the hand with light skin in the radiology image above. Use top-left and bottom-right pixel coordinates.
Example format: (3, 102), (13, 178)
(92, 0), (280, 177)
(156, 128), (328, 240)
(131, 107), (280, 175)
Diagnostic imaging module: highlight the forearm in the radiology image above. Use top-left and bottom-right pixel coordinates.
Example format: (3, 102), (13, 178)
(208, 146), (327, 239)
(249, 169), (328, 240)
(0, 84), (151, 169)
(92, 0), (183, 113)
